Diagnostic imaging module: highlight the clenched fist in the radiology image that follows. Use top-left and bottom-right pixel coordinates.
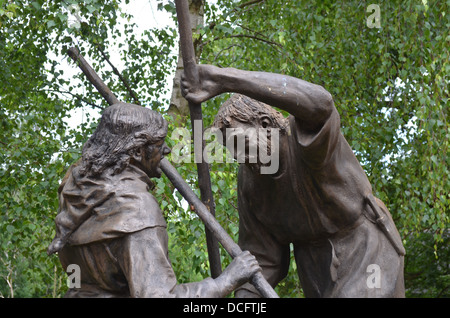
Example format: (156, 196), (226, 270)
(181, 64), (226, 104)
(214, 250), (261, 295)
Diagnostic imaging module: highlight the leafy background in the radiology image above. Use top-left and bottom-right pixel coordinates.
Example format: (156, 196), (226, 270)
(0, 0), (448, 297)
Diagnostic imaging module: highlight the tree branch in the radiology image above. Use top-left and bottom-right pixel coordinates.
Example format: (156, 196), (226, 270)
(43, 89), (104, 110)
(230, 34), (282, 47)
(236, 23), (267, 39)
(96, 45), (141, 105)
(238, 0), (265, 9)
(200, 33), (283, 51)
(212, 44), (244, 64)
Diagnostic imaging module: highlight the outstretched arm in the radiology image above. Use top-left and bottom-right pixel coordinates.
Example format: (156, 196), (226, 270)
(119, 227), (261, 298)
(181, 65), (335, 133)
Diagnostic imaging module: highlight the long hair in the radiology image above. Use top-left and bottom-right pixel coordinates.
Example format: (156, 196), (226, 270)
(79, 102), (168, 177)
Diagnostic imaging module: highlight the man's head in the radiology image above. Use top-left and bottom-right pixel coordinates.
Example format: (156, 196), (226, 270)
(80, 102), (170, 178)
(213, 94), (288, 172)
(214, 94), (288, 132)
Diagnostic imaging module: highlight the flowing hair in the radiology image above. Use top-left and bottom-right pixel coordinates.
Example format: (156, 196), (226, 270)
(79, 102), (168, 177)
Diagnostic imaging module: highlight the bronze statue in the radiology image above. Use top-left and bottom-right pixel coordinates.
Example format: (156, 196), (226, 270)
(48, 102), (261, 298)
(181, 64), (406, 298)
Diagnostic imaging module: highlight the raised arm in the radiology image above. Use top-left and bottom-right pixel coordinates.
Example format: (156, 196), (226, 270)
(181, 65), (335, 133)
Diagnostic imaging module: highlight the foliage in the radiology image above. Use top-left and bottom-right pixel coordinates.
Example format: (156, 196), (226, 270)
(0, 0), (448, 298)
(1, 0), (74, 297)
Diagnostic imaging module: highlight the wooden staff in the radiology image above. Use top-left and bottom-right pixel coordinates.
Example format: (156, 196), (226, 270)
(174, 0), (222, 278)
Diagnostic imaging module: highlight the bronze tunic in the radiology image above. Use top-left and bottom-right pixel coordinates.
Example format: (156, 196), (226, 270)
(236, 108), (405, 297)
(50, 164), (220, 298)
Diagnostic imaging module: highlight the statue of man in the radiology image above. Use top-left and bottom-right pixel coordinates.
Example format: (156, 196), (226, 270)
(48, 102), (260, 298)
(181, 65), (405, 298)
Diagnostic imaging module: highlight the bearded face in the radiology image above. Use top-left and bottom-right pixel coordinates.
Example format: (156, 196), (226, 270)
(131, 140), (171, 178)
(213, 94), (287, 174)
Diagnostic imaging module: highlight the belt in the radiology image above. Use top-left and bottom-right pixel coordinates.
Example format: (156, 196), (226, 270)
(364, 194), (406, 256)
